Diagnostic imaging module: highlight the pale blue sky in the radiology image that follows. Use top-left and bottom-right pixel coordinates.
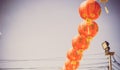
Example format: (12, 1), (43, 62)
(0, 0), (120, 70)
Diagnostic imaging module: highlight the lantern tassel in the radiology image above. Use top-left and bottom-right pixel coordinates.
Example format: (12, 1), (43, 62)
(99, 0), (109, 14)
(104, 6), (109, 14)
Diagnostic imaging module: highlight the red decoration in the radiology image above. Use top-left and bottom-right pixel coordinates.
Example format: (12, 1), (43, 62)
(78, 21), (98, 38)
(63, 0), (101, 70)
(67, 48), (83, 61)
(72, 35), (90, 50)
(79, 0), (101, 20)
(64, 60), (79, 70)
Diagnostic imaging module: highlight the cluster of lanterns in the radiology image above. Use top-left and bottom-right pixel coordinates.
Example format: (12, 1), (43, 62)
(63, 0), (101, 70)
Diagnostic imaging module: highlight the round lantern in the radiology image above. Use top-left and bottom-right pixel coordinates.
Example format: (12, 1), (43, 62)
(65, 60), (79, 70)
(79, 0), (101, 20)
(67, 48), (83, 61)
(78, 21), (98, 38)
(72, 35), (90, 50)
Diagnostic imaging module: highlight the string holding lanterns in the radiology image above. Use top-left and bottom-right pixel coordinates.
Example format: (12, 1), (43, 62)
(63, 0), (101, 70)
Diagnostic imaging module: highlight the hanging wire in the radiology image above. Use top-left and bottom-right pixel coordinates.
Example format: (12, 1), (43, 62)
(0, 65), (108, 70)
(0, 53), (106, 63)
(0, 52), (117, 70)
(0, 57), (64, 63)
(112, 63), (120, 70)
(79, 65), (108, 69)
(111, 55), (120, 70)
(81, 62), (108, 66)
(112, 55), (120, 66)
(84, 52), (105, 56)
(0, 66), (61, 70)
(115, 54), (120, 59)
(83, 57), (107, 60)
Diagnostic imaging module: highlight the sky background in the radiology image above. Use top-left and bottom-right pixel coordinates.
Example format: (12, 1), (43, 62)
(0, 0), (120, 70)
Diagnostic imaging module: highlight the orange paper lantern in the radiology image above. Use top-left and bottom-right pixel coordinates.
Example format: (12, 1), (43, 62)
(78, 21), (98, 38)
(67, 48), (83, 61)
(79, 0), (101, 20)
(72, 35), (90, 50)
(65, 60), (79, 70)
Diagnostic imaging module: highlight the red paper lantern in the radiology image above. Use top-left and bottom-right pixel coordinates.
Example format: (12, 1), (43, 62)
(72, 35), (90, 50)
(79, 0), (101, 20)
(64, 60), (79, 70)
(67, 48), (83, 61)
(78, 21), (98, 38)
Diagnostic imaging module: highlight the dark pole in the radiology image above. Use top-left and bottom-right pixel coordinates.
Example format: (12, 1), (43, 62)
(102, 41), (115, 70)
(106, 52), (114, 70)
